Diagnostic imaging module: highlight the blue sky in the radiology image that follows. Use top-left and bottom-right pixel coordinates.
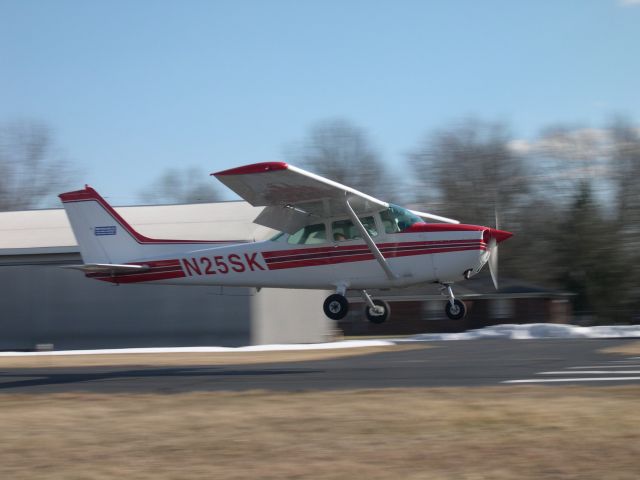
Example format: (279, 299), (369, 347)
(1, 0), (639, 204)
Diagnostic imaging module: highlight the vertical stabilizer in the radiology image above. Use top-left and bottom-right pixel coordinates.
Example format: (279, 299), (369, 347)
(59, 187), (148, 264)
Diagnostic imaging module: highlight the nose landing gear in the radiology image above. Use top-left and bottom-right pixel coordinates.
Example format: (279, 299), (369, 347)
(441, 283), (467, 320)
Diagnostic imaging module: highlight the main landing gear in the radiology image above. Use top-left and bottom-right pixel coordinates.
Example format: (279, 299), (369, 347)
(441, 283), (467, 320)
(323, 294), (349, 320)
(324, 285), (464, 322)
(322, 289), (391, 324)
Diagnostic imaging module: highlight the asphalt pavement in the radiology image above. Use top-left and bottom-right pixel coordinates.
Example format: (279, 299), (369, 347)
(1, 338), (639, 393)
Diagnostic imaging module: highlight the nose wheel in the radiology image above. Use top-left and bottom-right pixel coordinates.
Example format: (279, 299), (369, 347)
(445, 298), (466, 320)
(441, 284), (467, 320)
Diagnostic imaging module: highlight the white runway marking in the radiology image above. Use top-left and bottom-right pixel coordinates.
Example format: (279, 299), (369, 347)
(540, 370), (640, 375)
(568, 364), (640, 369)
(504, 357), (640, 384)
(503, 377), (640, 384)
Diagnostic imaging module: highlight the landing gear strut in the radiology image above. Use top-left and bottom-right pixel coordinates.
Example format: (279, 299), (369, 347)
(322, 289), (392, 324)
(361, 290), (390, 324)
(441, 283), (467, 320)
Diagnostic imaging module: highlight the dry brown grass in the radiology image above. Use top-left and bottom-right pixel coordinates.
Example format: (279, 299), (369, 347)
(1, 386), (639, 480)
(601, 340), (640, 356)
(0, 345), (422, 369)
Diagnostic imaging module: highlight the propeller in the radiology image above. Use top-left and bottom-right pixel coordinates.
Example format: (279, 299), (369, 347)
(488, 237), (498, 290)
(488, 210), (500, 290)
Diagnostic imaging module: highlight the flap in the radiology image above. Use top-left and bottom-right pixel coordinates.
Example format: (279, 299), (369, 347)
(253, 205), (317, 234)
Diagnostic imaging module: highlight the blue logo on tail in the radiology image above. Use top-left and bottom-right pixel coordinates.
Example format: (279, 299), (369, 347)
(95, 226), (117, 236)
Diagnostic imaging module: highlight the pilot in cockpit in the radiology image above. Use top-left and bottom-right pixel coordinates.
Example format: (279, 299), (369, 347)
(333, 232), (347, 242)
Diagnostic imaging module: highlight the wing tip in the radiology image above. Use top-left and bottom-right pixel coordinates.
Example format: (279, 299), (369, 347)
(212, 162), (289, 177)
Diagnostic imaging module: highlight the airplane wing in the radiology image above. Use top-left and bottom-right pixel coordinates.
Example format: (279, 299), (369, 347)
(409, 209), (460, 225)
(212, 162), (389, 233)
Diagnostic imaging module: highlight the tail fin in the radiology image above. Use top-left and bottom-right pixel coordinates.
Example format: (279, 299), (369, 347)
(59, 187), (153, 264)
(60, 186), (243, 265)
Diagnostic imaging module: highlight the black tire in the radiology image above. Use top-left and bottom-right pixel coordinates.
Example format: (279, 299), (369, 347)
(365, 299), (390, 324)
(323, 294), (349, 320)
(445, 299), (467, 320)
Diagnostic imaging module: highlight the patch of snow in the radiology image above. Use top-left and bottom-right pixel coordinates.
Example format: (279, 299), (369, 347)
(1, 324), (637, 357)
(403, 323), (640, 342)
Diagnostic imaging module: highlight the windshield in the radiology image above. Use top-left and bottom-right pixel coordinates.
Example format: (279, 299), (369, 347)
(269, 232), (286, 242)
(380, 204), (423, 233)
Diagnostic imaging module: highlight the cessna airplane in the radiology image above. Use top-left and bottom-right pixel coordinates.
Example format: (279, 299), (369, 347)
(59, 162), (512, 322)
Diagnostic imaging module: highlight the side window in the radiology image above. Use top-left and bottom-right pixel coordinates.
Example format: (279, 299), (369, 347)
(331, 216), (378, 241)
(332, 219), (353, 241)
(360, 216), (378, 237)
(287, 223), (327, 245)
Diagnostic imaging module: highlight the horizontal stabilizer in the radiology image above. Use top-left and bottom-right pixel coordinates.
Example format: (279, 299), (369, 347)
(63, 264), (149, 274)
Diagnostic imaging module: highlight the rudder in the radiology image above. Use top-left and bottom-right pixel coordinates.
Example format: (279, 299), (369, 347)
(59, 187), (149, 264)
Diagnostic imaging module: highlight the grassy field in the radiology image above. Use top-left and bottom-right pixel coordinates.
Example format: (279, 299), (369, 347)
(601, 340), (640, 356)
(1, 386), (639, 479)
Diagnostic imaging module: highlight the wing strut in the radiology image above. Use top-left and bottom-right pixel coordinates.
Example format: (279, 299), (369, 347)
(344, 196), (398, 281)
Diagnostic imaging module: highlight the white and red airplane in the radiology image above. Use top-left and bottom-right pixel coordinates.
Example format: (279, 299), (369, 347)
(59, 162), (512, 322)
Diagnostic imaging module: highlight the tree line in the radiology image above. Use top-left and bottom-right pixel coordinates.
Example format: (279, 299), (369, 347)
(1, 117), (638, 323)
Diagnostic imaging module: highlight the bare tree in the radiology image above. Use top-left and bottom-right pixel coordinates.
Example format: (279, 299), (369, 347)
(0, 120), (75, 211)
(608, 118), (640, 319)
(138, 167), (221, 204)
(609, 118), (640, 226)
(409, 119), (530, 227)
(526, 125), (612, 204)
(286, 118), (393, 199)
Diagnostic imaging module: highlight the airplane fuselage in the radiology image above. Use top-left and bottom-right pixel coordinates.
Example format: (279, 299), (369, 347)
(87, 226), (489, 290)
(59, 163), (512, 322)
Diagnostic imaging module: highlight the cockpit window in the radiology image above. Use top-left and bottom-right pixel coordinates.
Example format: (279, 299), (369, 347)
(380, 205), (423, 233)
(287, 223), (327, 245)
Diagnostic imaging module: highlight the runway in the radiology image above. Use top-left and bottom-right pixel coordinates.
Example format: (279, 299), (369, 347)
(1, 338), (639, 393)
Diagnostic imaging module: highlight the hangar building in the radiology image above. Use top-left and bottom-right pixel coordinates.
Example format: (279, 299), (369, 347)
(0, 201), (332, 351)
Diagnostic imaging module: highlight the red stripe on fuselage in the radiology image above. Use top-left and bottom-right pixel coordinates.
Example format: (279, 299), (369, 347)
(264, 244), (486, 270)
(262, 239), (484, 260)
(94, 269), (186, 284)
(263, 240), (485, 264)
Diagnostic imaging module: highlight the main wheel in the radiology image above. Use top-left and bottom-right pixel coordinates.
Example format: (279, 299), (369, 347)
(365, 299), (390, 324)
(445, 299), (467, 320)
(323, 294), (349, 320)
